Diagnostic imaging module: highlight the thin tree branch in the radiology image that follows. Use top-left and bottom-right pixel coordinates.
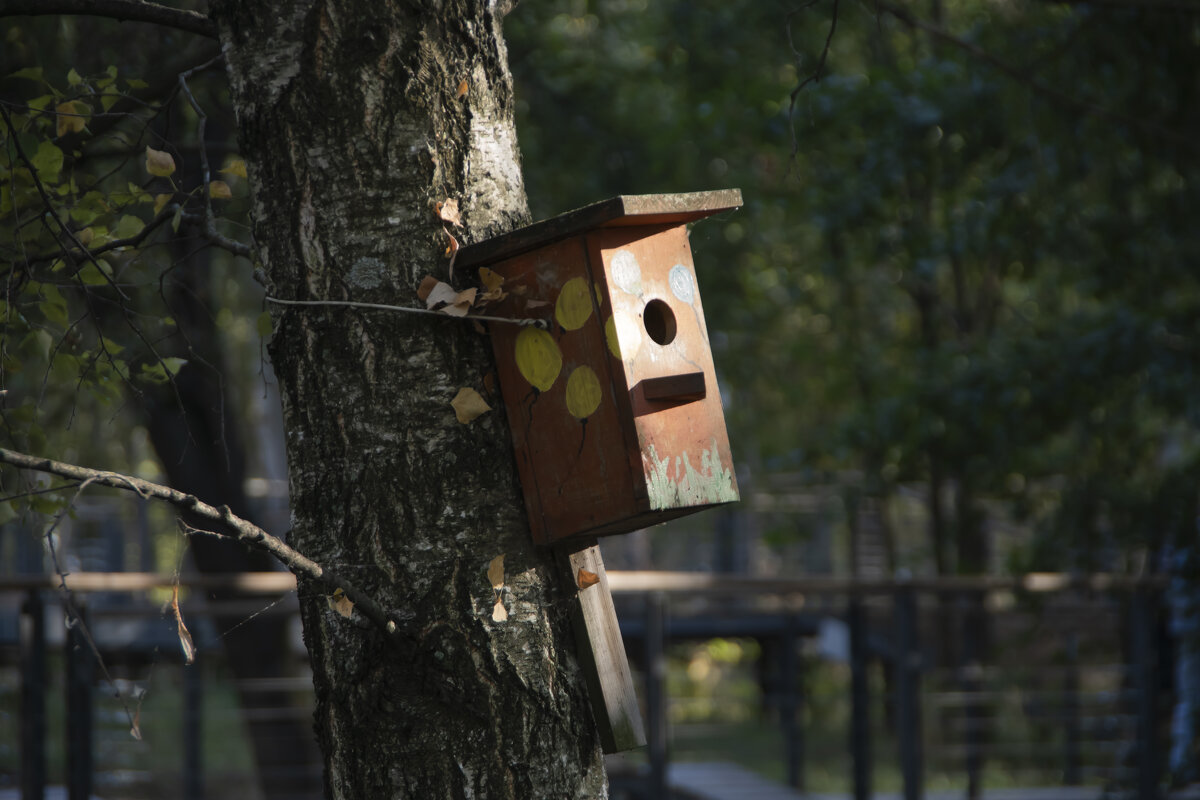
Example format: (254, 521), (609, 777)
(0, 0), (217, 39)
(0, 446), (407, 641)
(176, 55), (254, 260)
(786, 0), (840, 158)
(875, 0), (1195, 150)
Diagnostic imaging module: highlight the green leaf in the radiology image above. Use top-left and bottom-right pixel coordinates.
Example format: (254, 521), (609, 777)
(29, 140), (64, 183)
(126, 78), (149, 90)
(113, 214), (144, 240)
(77, 261), (112, 286)
(67, 68), (82, 86)
(39, 283), (69, 326)
(162, 357), (187, 375)
(101, 93), (120, 112)
(8, 67), (44, 82)
(0, 501), (17, 527)
(256, 311), (273, 338)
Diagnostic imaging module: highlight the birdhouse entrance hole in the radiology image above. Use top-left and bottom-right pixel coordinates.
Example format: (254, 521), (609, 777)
(643, 299), (677, 345)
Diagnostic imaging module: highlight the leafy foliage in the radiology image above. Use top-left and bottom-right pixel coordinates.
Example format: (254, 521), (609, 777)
(507, 0), (1200, 573)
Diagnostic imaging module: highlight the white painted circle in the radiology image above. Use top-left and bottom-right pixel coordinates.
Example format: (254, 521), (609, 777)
(610, 249), (641, 294)
(669, 264), (695, 305)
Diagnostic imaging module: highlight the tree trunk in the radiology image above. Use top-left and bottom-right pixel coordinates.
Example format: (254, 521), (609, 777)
(210, 1), (608, 797)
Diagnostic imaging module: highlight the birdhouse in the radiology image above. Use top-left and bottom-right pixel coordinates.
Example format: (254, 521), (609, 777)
(458, 190), (742, 545)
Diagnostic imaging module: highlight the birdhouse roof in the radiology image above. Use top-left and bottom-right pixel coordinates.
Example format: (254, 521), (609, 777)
(457, 189), (742, 270)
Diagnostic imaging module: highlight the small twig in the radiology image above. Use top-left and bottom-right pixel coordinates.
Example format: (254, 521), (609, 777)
(0, 446), (406, 641)
(265, 296), (550, 328)
(176, 56), (253, 260)
(786, 0), (840, 158)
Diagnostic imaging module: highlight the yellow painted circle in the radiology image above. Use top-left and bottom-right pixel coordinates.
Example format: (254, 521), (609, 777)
(514, 327), (562, 392)
(605, 316), (621, 359)
(554, 277), (593, 331)
(565, 365), (603, 420)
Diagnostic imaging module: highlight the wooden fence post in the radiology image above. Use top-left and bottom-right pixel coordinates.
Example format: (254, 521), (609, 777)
(895, 585), (923, 800)
(1063, 631), (1081, 786)
(1132, 587), (1160, 800)
(65, 600), (94, 800)
(20, 589), (47, 800)
(645, 592), (668, 800)
(184, 659), (204, 800)
(781, 612), (804, 790)
(848, 598), (872, 800)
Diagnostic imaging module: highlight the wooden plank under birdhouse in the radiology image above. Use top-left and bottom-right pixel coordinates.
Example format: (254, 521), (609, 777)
(457, 189), (742, 270)
(560, 542), (646, 753)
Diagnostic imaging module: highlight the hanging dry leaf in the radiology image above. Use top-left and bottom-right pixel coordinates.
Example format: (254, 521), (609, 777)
(492, 599), (508, 622)
(482, 372), (496, 397)
(449, 287), (477, 315)
(456, 80), (469, 99)
(436, 198), (463, 227)
(169, 584), (196, 665)
(424, 280), (460, 309)
(524, 299), (551, 310)
(130, 706), (143, 740)
(445, 229), (461, 279)
(327, 587), (355, 619)
(55, 101), (88, 137)
(577, 568), (600, 590)
(417, 274), (441, 302)
(208, 180), (233, 200)
(477, 267), (507, 303)
(487, 554), (505, 589)
(145, 145), (176, 177)
(452, 387), (492, 423)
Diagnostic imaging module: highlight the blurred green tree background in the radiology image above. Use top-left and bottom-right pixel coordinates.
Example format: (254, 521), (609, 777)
(505, 0), (1200, 577)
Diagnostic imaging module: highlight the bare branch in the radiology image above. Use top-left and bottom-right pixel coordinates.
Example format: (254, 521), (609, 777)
(176, 56), (255, 261)
(0, 0), (217, 38)
(0, 446), (406, 642)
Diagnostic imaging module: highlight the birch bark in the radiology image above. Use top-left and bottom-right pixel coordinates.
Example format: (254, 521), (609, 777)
(211, 2), (608, 796)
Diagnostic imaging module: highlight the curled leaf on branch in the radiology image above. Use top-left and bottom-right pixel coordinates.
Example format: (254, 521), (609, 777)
(145, 146), (175, 177)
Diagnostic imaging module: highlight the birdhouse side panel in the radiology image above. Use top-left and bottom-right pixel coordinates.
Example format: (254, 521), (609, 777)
(588, 225), (739, 513)
(484, 239), (645, 544)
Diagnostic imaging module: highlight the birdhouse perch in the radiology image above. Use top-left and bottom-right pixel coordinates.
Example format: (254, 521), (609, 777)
(459, 190), (743, 545)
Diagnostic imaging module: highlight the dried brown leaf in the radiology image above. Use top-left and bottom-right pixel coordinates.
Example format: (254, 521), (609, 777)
(452, 387), (492, 424)
(436, 198), (463, 227)
(487, 555), (505, 589)
(327, 587), (355, 619)
(417, 274), (441, 302)
(445, 229), (461, 279)
(577, 568), (600, 589)
(169, 584), (195, 665)
(456, 80), (469, 99)
(492, 599), (508, 622)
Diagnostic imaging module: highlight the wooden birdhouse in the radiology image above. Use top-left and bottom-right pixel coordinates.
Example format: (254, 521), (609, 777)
(458, 190), (742, 545)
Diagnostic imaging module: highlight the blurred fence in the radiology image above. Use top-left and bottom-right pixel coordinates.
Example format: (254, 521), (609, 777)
(0, 572), (1187, 800)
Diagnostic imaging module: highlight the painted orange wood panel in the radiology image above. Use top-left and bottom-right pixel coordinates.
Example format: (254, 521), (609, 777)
(589, 225), (739, 515)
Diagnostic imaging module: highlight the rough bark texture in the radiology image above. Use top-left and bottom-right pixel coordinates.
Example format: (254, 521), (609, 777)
(209, 1), (608, 798)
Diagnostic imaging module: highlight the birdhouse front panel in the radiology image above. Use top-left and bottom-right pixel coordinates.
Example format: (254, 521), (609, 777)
(458, 191), (742, 545)
(588, 225), (738, 514)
